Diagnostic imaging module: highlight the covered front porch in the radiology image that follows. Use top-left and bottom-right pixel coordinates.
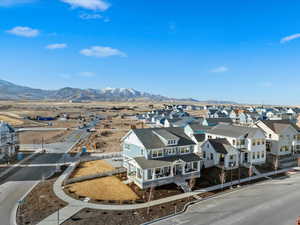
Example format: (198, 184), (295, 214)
(127, 154), (202, 189)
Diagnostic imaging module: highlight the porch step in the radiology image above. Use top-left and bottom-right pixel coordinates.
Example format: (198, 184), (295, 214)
(175, 180), (191, 193)
(241, 164), (261, 176)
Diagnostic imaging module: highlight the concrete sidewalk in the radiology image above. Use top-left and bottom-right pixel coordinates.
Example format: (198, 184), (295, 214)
(36, 166), (298, 225)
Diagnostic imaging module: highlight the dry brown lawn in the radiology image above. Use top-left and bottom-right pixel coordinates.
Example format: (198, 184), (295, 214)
(71, 160), (114, 178)
(0, 115), (24, 126)
(19, 130), (72, 144)
(67, 176), (139, 201)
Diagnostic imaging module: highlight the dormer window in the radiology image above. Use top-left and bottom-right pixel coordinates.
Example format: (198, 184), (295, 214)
(168, 139), (176, 145)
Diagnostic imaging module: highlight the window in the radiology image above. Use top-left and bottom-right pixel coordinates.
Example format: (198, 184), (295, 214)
(180, 147), (190, 154)
(252, 140), (256, 146)
(229, 155), (234, 160)
(147, 169), (153, 180)
(257, 140), (260, 145)
(232, 140), (236, 145)
(210, 153), (214, 160)
(152, 149), (163, 158)
(203, 151), (206, 159)
(261, 140), (265, 145)
(261, 151), (265, 158)
(252, 153), (255, 159)
(166, 148), (176, 155)
(240, 139), (245, 145)
(124, 144), (130, 150)
(269, 134), (272, 138)
(256, 152), (260, 159)
(193, 161), (198, 171)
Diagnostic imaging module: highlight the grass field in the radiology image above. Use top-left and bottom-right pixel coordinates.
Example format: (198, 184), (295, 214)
(71, 160), (114, 178)
(67, 176), (139, 201)
(68, 160), (139, 201)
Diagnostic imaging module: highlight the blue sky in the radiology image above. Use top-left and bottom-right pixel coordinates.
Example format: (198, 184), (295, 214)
(1, 0), (300, 104)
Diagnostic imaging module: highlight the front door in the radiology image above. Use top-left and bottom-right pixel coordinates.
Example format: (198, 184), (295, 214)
(174, 164), (182, 175)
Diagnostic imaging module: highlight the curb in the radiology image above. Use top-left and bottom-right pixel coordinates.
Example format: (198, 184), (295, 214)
(11, 180), (40, 225)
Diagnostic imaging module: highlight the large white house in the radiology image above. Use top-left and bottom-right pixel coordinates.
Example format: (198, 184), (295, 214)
(121, 127), (202, 190)
(205, 124), (267, 166)
(255, 120), (300, 157)
(0, 122), (18, 161)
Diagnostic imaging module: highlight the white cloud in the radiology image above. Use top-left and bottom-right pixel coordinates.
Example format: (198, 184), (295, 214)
(280, 33), (300, 43)
(46, 43), (67, 49)
(80, 46), (127, 58)
(6, 26), (39, 37)
(79, 13), (102, 20)
(61, 0), (110, 11)
(79, 72), (96, 77)
(0, 0), (35, 6)
(210, 66), (228, 73)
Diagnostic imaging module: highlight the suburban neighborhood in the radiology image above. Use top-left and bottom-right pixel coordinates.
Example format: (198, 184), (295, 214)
(1, 101), (300, 225)
(2, 0), (300, 225)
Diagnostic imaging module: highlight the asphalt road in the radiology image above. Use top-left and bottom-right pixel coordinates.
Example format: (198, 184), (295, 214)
(0, 119), (99, 225)
(153, 173), (300, 225)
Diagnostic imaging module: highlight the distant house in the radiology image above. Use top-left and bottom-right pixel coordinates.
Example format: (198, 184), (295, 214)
(256, 120), (300, 157)
(0, 122), (18, 161)
(201, 139), (240, 170)
(121, 127), (202, 190)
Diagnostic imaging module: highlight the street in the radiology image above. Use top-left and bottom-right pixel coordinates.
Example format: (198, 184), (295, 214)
(153, 173), (300, 225)
(0, 119), (99, 225)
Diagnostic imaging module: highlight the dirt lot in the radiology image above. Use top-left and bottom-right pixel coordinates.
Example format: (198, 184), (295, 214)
(17, 171), (68, 225)
(19, 130), (72, 144)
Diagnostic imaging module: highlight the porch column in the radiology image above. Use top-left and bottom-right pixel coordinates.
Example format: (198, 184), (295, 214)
(152, 168), (155, 179)
(171, 165), (174, 176)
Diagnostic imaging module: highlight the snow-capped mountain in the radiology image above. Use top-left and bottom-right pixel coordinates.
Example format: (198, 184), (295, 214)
(0, 79), (169, 101)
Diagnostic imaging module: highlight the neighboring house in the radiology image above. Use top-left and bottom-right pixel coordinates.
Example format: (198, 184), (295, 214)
(201, 139), (240, 170)
(205, 124), (266, 166)
(121, 127), (202, 190)
(184, 122), (210, 154)
(164, 117), (195, 128)
(202, 118), (233, 127)
(0, 122), (18, 161)
(255, 120), (300, 157)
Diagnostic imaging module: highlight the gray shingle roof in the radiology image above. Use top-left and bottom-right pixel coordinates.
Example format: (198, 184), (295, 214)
(133, 153), (201, 169)
(207, 124), (261, 138)
(208, 139), (233, 154)
(259, 120), (300, 133)
(193, 134), (205, 142)
(132, 127), (196, 149)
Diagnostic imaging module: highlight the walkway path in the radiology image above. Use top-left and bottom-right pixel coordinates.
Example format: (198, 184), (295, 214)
(37, 165), (299, 225)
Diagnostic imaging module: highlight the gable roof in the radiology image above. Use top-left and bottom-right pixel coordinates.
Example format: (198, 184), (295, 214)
(208, 139), (233, 154)
(132, 127), (196, 149)
(207, 124), (261, 138)
(258, 120), (300, 133)
(193, 134), (206, 142)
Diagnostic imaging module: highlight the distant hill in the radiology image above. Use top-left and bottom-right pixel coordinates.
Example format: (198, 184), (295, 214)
(0, 79), (238, 104)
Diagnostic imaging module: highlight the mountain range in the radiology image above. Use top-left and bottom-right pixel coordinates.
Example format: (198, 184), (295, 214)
(0, 79), (237, 104)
